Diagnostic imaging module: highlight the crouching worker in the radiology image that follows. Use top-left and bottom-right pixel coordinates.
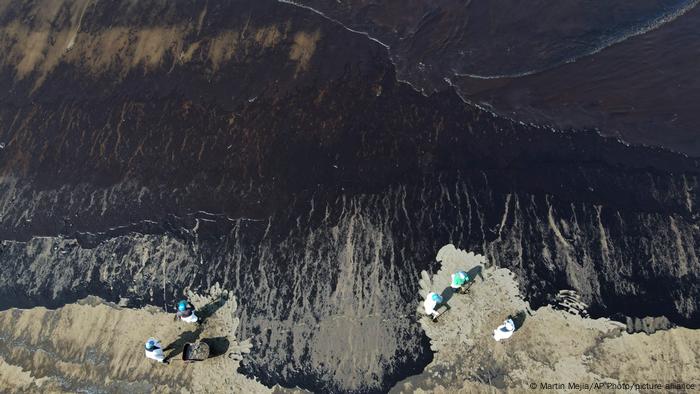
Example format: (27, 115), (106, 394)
(145, 338), (166, 363)
(451, 271), (473, 294)
(493, 318), (515, 341)
(175, 299), (199, 323)
(424, 292), (444, 321)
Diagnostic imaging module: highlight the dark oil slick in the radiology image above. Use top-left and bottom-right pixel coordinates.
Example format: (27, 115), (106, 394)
(0, 1), (698, 392)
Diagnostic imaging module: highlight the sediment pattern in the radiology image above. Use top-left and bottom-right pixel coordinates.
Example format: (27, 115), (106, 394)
(391, 245), (700, 392)
(0, 1), (699, 392)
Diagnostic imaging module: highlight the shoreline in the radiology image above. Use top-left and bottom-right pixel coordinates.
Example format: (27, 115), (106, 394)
(0, 286), (274, 393)
(389, 244), (700, 393)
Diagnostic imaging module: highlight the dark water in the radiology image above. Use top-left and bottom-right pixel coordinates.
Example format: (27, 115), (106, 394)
(0, 0), (699, 393)
(292, 0), (700, 156)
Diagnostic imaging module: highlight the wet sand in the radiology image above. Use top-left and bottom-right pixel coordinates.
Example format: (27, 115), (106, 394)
(1, 1), (700, 391)
(390, 244), (700, 393)
(0, 285), (273, 393)
(1, 247), (698, 393)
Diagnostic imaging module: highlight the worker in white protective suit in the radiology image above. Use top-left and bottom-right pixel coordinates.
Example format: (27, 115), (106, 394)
(175, 299), (199, 323)
(145, 338), (166, 363)
(493, 318), (515, 341)
(424, 292), (444, 320)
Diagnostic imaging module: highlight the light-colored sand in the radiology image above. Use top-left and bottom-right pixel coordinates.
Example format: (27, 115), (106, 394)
(0, 285), (271, 393)
(2, 246), (698, 393)
(391, 244), (700, 393)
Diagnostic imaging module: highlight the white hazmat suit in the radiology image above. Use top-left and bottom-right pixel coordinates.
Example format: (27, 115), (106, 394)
(145, 338), (165, 362)
(493, 319), (515, 341)
(424, 292), (442, 318)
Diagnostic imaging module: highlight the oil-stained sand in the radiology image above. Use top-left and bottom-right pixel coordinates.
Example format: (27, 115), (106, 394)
(390, 244), (700, 392)
(0, 285), (271, 393)
(0, 0), (319, 87)
(1, 246), (698, 393)
(2, 0), (700, 391)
